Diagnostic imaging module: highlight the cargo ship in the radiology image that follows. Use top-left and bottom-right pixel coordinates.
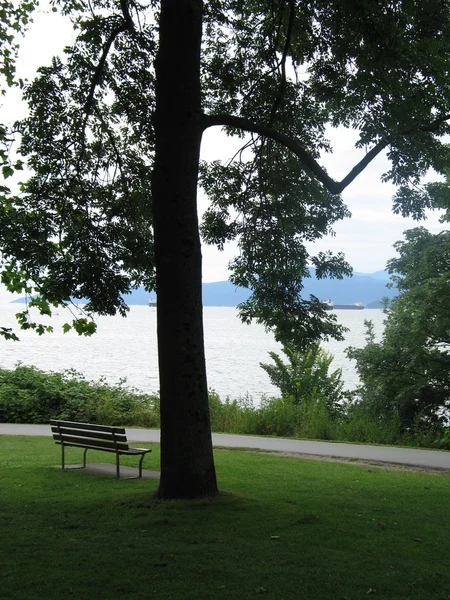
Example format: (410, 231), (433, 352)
(322, 299), (364, 310)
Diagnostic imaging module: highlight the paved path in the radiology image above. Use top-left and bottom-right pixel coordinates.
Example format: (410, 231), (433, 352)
(1, 423), (449, 470)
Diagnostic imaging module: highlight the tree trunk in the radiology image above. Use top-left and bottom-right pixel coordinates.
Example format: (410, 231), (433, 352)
(151, 0), (218, 498)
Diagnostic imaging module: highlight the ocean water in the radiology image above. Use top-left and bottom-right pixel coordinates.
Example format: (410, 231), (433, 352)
(0, 304), (385, 401)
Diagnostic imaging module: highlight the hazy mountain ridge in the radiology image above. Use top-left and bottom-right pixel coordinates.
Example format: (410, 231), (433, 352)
(199, 270), (395, 307)
(113, 269), (396, 307)
(353, 270), (391, 281)
(11, 270), (396, 307)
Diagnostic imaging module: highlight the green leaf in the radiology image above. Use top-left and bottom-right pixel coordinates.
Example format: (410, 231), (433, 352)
(2, 165), (14, 179)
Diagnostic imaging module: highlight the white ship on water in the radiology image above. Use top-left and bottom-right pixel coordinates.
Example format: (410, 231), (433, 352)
(322, 299), (364, 310)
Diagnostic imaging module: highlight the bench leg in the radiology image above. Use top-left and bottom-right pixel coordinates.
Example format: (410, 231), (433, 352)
(61, 447), (89, 471)
(116, 454), (120, 479)
(138, 454), (145, 479)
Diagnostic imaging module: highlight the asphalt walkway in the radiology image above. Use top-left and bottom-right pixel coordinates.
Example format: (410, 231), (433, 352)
(1, 423), (449, 470)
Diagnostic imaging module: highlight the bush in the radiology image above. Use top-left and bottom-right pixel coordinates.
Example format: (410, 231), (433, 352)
(251, 396), (299, 437)
(2, 365), (446, 450)
(209, 393), (338, 440)
(260, 343), (345, 418)
(436, 428), (450, 450)
(208, 391), (258, 434)
(337, 403), (403, 445)
(294, 397), (338, 440)
(0, 365), (160, 426)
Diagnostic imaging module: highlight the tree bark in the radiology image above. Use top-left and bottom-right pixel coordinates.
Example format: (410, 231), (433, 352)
(151, 0), (218, 498)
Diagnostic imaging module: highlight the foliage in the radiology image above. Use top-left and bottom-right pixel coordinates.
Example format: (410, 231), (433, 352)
(1, 1), (450, 343)
(438, 428), (450, 450)
(0, 364), (160, 426)
(0, 1), (35, 85)
(339, 403), (403, 446)
(208, 392), (368, 444)
(260, 343), (345, 415)
(348, 228), (450, 430)
(2, 363), (448, 448)
(0, 1), (36, 308)
(208, 390), (257, 434)
(0, 4), (156, 335)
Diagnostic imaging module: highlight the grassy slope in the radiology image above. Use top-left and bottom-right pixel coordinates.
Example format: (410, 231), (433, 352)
(0, 436), (449, 600)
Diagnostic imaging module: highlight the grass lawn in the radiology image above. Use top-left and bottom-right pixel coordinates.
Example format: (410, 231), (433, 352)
(0, 436), (449, 600)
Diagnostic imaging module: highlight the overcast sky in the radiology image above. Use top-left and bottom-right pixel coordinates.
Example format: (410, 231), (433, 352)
(1, 6), (447, 303)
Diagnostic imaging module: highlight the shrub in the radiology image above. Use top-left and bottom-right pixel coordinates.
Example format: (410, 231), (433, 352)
(1, 365), (446, 450)
(338, 403), (402, 445)
(294, 397), (338, 440)
(251, 396), (299, 437)
(436, 428), (450, 450)
(260, 343), (345, 418)
(208, 391), (257, 434)
(0, 365), (160, 426)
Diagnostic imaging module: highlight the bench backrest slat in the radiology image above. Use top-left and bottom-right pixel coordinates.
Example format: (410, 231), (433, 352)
(50, 420), (130, 451)
(52, 434), (129, 452)
(51, 426), (127, 444)
(50, 419), (125, 434)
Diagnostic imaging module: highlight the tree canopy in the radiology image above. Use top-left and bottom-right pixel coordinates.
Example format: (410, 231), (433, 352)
(2, 0), (450, 497)
(348, 227), (450, 430)
(2, 0), (450, 343)
(0, 0), (36, 340)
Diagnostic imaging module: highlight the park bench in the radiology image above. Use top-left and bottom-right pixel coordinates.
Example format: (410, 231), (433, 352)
(50, 419), (152, 479)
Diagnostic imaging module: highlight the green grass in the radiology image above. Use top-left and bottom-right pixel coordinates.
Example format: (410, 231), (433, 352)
(1, 436), (449, 600)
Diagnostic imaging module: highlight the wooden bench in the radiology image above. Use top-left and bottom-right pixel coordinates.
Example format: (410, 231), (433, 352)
(50, 419), (152, 479)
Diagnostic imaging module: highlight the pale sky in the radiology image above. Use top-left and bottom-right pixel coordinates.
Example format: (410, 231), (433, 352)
(0, 5), (447, 304)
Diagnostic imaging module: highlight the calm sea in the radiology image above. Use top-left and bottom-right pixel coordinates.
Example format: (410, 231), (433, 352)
(0, 304), (385, 401)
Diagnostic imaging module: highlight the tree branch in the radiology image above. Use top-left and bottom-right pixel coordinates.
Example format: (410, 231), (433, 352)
(120, 0), (135, 33)
(402, 113), (450, 135)
(77, 21), (127, 173)
(93, 105), (130, 199)
(268, 0), (295, 127)
(204, 112), (450, 195)
(204, 113), (388, 194)
(83, 22), (127, 123)
(337, 139), (389, 191)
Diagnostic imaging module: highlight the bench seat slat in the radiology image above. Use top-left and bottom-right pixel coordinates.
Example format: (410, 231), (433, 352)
(120, 447), (151, 455)
(51, 426), (128, 443)
(54, 440), (150, 455)
(50, 419), (125, 434)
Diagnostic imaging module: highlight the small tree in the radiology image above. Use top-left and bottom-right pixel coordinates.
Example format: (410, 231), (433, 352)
(260, 343), (345, 416)
(348, 228), (450, 430)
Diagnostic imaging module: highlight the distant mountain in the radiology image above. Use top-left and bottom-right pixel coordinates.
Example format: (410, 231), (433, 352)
(366, 299), (392, 309)
(301, 271), (396, 306)
(11, 270), (397, 307)
(201, 281), (252, 306)
(206, 269), (398, 307)
(354, 269), (391, 281)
